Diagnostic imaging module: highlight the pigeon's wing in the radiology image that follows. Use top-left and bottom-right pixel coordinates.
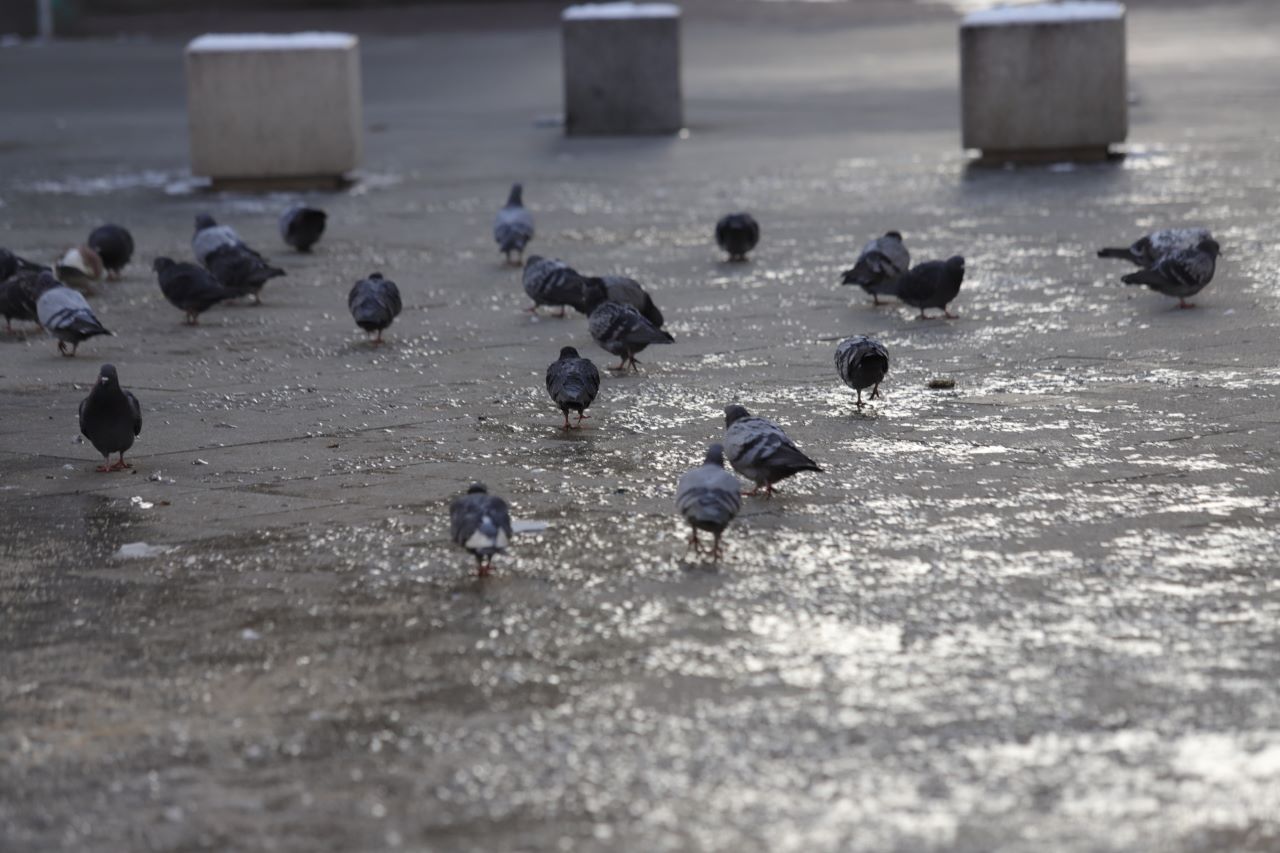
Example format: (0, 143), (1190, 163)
(193, 225), (242, 265)
(727, 416), (819, 473)
(126, 391), (142, 436)
(78, 396), (88, 434)
(494, 207), (535, 251)
(596, 303), (675, 346)
(380, 279), (403, 317)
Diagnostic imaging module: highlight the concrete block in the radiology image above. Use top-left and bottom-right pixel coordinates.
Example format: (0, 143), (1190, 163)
(185, 33), (362, 185)
(960, 2), (1127, 162)
(562, 3), (683, 136)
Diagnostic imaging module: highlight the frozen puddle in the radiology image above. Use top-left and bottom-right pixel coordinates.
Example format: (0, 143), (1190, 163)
(114, 542), (177, 559)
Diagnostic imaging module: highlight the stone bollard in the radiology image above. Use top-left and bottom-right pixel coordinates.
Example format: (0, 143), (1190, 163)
(185, 33), (363, 189)
(960, 2), (1127, 163)
(562, 2), (683, 136)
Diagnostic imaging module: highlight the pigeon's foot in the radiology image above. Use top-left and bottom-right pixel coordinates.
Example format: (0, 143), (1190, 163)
(574, 412), (591, 428)
(870, 384), (881, 400)
(943, 308), (959, 319)
(476, 558), (494, 578)
(525, 305), (540, 315)
(855, 389), (864, 408)
(710, 534), (725, 561)
(57, 341), (76, 357)
(609, 357), (629, 372)
(372, 330), (385, 346)
(1177, 299), (1197, 309)
(687, 530), (702, 554)
(109, 455), (132, 472)
(872, 295), (882, 306)
(95, 463), (114, 473)
(917, 310), (930, 320)
(251, 294), (262, 306)
(553, 306), (566, 319)
(561, 412), (572, 431)
(184, 314), (198, 326)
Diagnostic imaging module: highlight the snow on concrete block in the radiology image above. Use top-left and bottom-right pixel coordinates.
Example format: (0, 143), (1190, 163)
(961, 2), (1127, 162)
(562, 3), (683, 136)
(185, 32), (363, 186)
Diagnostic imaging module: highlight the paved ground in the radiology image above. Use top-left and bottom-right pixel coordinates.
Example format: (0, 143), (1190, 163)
(2, 2), (1279, 851)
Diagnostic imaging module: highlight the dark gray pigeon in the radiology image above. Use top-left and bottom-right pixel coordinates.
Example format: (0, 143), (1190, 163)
(715, 212), (760, 262)
(1120, 238), (1220, 309)
(545, 346), (601, 430)
(450, 483), (513, 576)
(0, 269), (59, 332)
(523, 255), (586, 316)
(87, 224), (135, 280)
(79, 364), (141, 472)
(153, 257), (236, 325)
(0, 248), (48, 281)
(191, 214), (245, 266)
(573, 275), (664, 328)
(494, 183), (534, 265)
(723, 405), (822, 497)
(835, 335), (890, 408)
(36, 276), (112, 356)
(894, 256), (965, 319)
(582, 278), (675, 372)
(676, 443), (743, 561)
(204, 243), (286, 304)
(279, 205), (327, 252)
(348, 272), (402, 344)
(1098, 227), (1212, 268)
(842, 231), (909, 305)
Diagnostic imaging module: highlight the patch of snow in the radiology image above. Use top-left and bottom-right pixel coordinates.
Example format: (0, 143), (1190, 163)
(963, 2), (1124, 27)
(187, 32), (357, 52)
(18, 170), (174, 196)
(512, 520), (550, 534)
(115, 542), (176, 559)
(563, 3), (680, 21)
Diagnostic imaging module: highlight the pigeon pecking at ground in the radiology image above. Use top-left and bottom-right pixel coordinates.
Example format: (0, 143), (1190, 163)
(203, 243), (286, 304)
(55, 246), (104, 292)
(715, 212), (760, 262)
(723, 404), (822, 497)
(87, 224), (135, 280)
(153, 258), (237, 325)
(450, 483), (513, 576)
(835, 335), (890, 408)
(79, 363), (141, 473)
(348, 272), (402, 345)
(494, 183), (535, 266)
(676, 443), (743, 561)
(279, 205), (328, 252)
(0, 268), (59, 333)
(522, 255), (586, 317)
(1120, 238), (1220, 309)
(894, 256), (965, 319)
(573, 275), (664, 328)
(581, 278), (675, 372)
(36, 275), (112, 356)
(1097, 227), (1213, 268)
(545, 345), (601, 430)
(191, 214), (246, 266)
(842, 231), (909, 305)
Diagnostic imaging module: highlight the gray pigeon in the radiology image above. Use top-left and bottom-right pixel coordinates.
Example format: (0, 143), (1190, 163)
(523, 255), (586, 317)
(79, 364), (142, 472)
(449, 483), (513, 576)
(279, 205), (327, 252)
(0, 248), (47, 281)
(0, 269), (59, 332)
(842, 231), (909, 305)
(1120, 238), (1220, 309)
(716, 212), (759, 262)
(545, 345), (601, 430)
(573, 275), (664, 328)
(204, 243), (286, 304)
(676, 443), (743, 561)
(582, 278), (675, 371)
(36, 277), (112, 356)
(494, 183), (534, 265)
(723, 405), (822, 497)
(153, 257), (236, 325)
(894, 256), (965, 319)
(835, 335), (890, 408)
(1098, 227), (1212, 268)
(348, 272), (402, 344)
(192, 214), (245, 266)
(87, 224), (135, 280)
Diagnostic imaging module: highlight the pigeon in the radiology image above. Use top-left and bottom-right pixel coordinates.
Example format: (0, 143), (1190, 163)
(36, 276), (112, 356)
(204, 243), (286, 304)
(573, 275), (664, 328)
(1120, 238), (1220, 309)
(1098, 227), (1212, 268)
(715, 212), (760, 262)
(449, 483), (513, 576)
(835, 335), (890, 408)
(581, 278), (675, 372)
(152, 257), (237, 325)
(723, 405), (822, 497)
(842, 231), (910, 305)
(494, 183), (535, 265)
(0, 269), (59, 332)
(522, 255), (586, 316)
(87, 224), (135, 280)
(894, 256), (965, 319)
(279, 205), (327, 252)
(545, 346), (601, 430)
(79, 364), (142, 473)
(191, 214), (246, 266)
(0, 248), (47, 281)
(348, 272), (402, 345)
(676, 443), (743, 561)
(55, 245), (104, 292)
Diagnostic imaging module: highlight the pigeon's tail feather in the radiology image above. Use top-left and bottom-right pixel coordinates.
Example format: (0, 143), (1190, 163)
(639, 295), (664, 328)
(1121, 269), (1165, 287)
(680, 488), (738, 529)
(351, 295), (393, 330)
(559, 376), (592, 407)
(1098, 247), (1136, 262)
(768, 443), (823, 475)
(465, 514), (509, 556)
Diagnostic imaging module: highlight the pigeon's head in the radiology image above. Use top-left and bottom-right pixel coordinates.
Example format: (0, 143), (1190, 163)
(884, 230), (903, 241)
(368, 272), (384, 280)
(508, 183), (524, 206)
(581, 278), (610, 313)
(97, 364), (119, 386)
(558, 346), (580, 360)
(524, 254), (544, 268)
(704, 443), (727, 468)
(944, 255), (966, 281)
(466, 483), (489, 495)
(1198, 238), (1221, 257)
(194, 214), (217, 232)
(152, 257), (175, 273)
(724, 404), (751, 427)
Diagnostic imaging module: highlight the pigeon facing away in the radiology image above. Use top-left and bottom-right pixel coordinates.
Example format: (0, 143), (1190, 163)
(204, 243), (286, 304)
(573, 275), (664, 328)
(450, 483), (513, 576)
(835, 335), (890, 408)
(716, 212), (760, 262)
(55, 246), (104, 292)
(191, 214), (245, 266)
(79, 364), (142, 472)
(494, 183), (535, 265)
(348, 272), (403, 345)
(87, 224), (135, 280)
(842, 231), (909, 305)
(0, 269), (59, 332)
(545, 346), (601, 430)
(1098, 227), (1212, 268)
(723, 405), (822, 497)
(582, 278), (675, 372)
(894, 256), (965, 319)
(1120, 238), (1220, 309)
(523, 255), (586, 317)
(153, 257), (236, 325)
(36, 276), (112, 356)
(0, 248), (48, 281)
(676, 443), (743, 561)
(279, 205), (327, 252)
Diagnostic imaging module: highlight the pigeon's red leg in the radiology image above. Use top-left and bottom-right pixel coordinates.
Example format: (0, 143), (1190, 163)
(610, 356), (628, 372)
(561, 411), (572, 431)
(918, 309), (929, 320)
(764, 483), (775, 498)
(687, 530), (701, 553)
(872, 294), (881, 306)
(943, 307), (959, 319)
(574, 412), (591, 428)
(1178, 299), (1196, 309)
(477, 558), (492, 577)
(553, 306), (566, 318)
(741, 484), (762, 497)
(711, 534), (724, 561)
(525, 304), (539, 314)
(373, 329), (384, 346)
(856, 389), (864, 409)
(95, 461), (113, 473)
(109, 453), (132, 471)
